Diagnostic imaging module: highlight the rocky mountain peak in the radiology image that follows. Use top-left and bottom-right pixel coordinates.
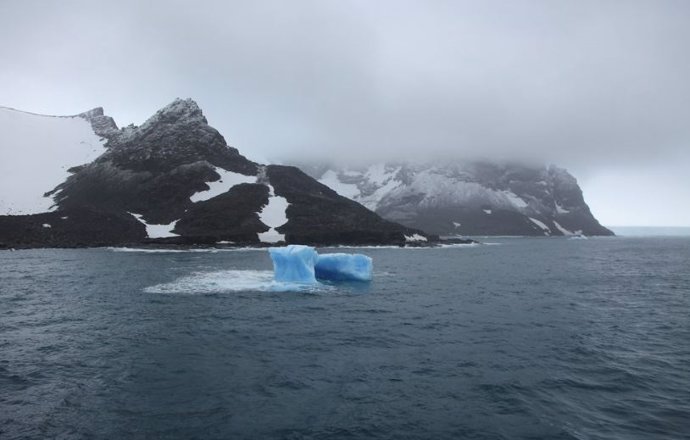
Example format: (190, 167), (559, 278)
(77, 107), (119, 139)
(90, 98), (255, 176)
(78, 107), (105, 118)
(146, 98), (206, 126)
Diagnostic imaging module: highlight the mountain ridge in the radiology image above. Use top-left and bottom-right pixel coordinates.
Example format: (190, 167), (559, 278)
(299, 160), (613, 237)
(0, 99), (432, 248)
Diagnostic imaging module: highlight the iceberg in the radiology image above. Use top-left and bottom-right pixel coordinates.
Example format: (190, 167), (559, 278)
(315, 253), (373, 282)
(268, 245), (319, 283)
(268, 245), (372, 283)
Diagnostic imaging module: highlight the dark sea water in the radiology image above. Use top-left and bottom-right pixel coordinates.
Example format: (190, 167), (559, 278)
(1, 238), (689, 440)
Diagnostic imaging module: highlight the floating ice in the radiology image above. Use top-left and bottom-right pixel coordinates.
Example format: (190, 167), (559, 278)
(268, 245), (318, 284)
(268, 245), (373, 283)
(315, 253), (373, 282)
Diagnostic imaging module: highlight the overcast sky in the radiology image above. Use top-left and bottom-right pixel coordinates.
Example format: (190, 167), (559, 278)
(1, 0), (689, 226)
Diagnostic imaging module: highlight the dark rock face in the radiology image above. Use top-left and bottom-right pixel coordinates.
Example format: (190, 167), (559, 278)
(97, 100), (257, 174)
(54, 99), (258, 224)
(303, 161), (613, 237)
(267, 165), (428, 245)
(77, 107), (119, 138)
(1, 99), (431, 247)
(174, 183), (269, 243)
(0, 209), (145, 249)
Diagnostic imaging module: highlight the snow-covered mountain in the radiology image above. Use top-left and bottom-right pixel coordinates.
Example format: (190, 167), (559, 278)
(0, 100), (430, 248)
(300, 161), (613, 236)
(0, 106), (113, 215)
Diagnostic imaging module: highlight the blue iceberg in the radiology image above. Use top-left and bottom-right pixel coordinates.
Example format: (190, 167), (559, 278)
(268, 245), (372, 283)
(315, 253), (373, 282)
(268, 245), (318, 284)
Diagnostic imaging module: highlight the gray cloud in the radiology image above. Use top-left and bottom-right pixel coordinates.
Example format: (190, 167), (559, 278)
(1, 0), (689, 224)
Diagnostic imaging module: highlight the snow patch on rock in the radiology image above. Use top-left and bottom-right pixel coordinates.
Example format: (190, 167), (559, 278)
(258, 184), (289, 243)
(555, 203), (570, 214)
(502, 191), (529, 209)
(553, 220), (574, 236)
(529, 217), (551, 235)
(405, 233), (427, 242)
(130, 213), (179, 238)
(190, 167), (256, 202)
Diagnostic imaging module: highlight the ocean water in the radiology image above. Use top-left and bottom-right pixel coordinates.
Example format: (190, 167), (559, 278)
(608, 226), (690, 237)
(1, 238), (689, 440)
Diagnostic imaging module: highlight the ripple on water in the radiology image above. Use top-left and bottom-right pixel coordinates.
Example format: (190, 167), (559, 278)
(1, 238), (689, 440)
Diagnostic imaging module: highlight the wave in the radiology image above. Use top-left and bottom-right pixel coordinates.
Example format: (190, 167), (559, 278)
(326, 243), (480, 250)
(108, 247), (265, 253)
(436, 243), (481, 248)
(110, 244), (481, 254)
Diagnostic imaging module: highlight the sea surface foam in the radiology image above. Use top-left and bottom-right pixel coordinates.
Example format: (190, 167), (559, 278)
(144, 270), (331, 294)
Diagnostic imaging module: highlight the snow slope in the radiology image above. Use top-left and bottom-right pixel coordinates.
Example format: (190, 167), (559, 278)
(0, 107), (106, 215)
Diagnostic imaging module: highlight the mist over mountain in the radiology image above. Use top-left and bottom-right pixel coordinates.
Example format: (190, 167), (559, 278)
(298, 160), (612, 237)
(2, 1), (688, 226)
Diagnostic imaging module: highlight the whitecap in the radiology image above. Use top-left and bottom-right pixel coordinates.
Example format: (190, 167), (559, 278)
(436, 243), (481, 249)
